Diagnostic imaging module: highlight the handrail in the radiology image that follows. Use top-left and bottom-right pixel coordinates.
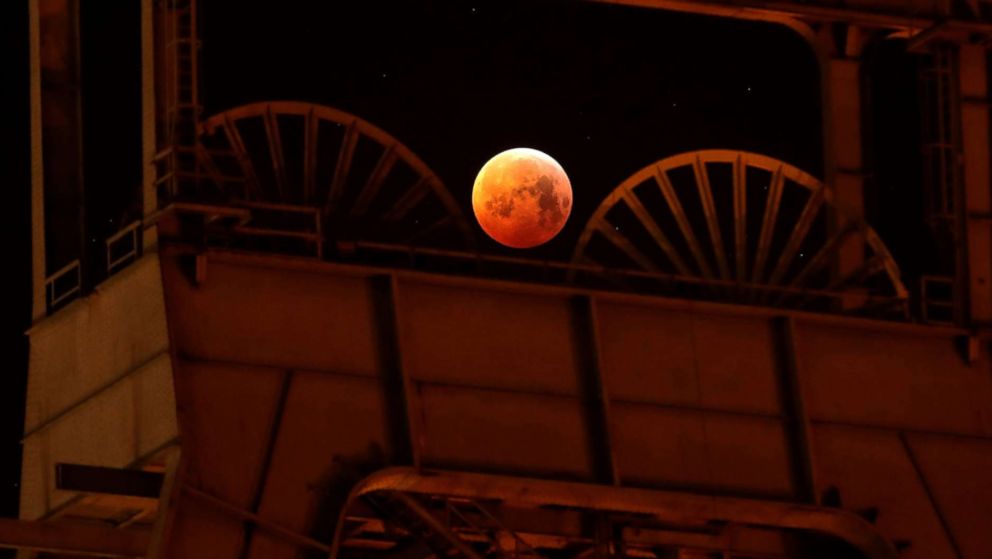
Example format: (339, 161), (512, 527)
(44, 260), (81, 310)
(92, 201), (909, 319)
(106, 220), (142, 274)
(350, 241), (909, 312)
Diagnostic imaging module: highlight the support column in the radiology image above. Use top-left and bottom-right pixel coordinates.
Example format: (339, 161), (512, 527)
(141, 0), (158, 249)
(959, 45), (991, 323)
(29, 0), (45, 321)
(773, 317), (819, 504)
(33, 0), (85, 309)
(818, 25), (868, 303)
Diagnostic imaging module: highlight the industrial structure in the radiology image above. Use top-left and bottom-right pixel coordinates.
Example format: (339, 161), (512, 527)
(7, 0), (992, 557)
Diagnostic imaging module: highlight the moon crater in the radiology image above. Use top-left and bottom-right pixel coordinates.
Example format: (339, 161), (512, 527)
(472, 148), (573, 248)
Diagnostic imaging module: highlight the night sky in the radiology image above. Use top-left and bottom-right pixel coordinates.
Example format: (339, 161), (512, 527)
(202, 0), (823, 257)
(1, 0), (31, 544)
(1, 0), (926, 544)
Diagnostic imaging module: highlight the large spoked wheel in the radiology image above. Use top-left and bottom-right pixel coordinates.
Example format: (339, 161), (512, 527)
(571, 150), (908, 314)
(195, 101), (474, 249)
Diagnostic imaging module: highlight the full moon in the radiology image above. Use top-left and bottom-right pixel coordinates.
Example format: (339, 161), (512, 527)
(472, 148), (572, 248)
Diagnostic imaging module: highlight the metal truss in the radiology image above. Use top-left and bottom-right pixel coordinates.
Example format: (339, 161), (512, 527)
(325, 468), (899, 559)
(571, 150), (909, 315)
(191, 101), (475, 249)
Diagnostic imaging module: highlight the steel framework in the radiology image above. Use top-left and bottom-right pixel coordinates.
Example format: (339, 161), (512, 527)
(16, 0), (992, 557)
(572, 150), (909, 314)
(192, 101), (475, 248)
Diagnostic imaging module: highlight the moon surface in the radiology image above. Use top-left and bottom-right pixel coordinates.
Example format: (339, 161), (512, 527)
(472, 148), (573, 248)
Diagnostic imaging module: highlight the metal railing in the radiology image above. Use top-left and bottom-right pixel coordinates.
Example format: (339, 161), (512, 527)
(174, 200), (323, 259)
(347, 241), (910, 317)
(45, 260), (81, 311)
(106, 220), (143, 275)
(43, 201), (911, 321)
(920, 275), (955, 323)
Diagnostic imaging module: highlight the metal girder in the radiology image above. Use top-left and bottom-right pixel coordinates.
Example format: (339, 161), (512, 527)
(388, 492), (487, 559)
(234, 369), (294, 559)
(0, 518), (150, 557)
(572, 150), (908, 312)
(55, 463), (165, 498)
(331, 468), (899, 559)
(590, 0), (992, 36)
(200, 247), (938, 337)
(197, 101), (474, 246)
(183, 484), (332, 553)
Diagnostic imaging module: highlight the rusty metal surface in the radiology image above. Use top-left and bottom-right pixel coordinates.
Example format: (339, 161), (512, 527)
(22, 0), (992, 556)
(336, 468), (899, 559)
(150, 248), (992, 558)
(592, 0), (992, 34)
(0, 517), (150, 557)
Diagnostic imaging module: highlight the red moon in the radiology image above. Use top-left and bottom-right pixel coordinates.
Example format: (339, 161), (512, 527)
(472, 148), (573, 248)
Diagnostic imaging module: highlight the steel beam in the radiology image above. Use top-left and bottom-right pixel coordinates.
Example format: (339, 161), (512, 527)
(196, 248), (961, 339)
(141, 0), (157, 249)
(55, 463), (165, 498)
(389, 492), (486, 559)
(29, 0), (45, 320)
(0, 518), (150, 557)
(38, 0), (86, 292)
(591, 0), (992, 35)
(818, 27), (868, 307)
(235, 369), (294, 559)
(183, 484), (332, 553)
(772, 317), (819, 504)
(959, 45), (992, 323)
(389, 275), (426, 467)
(334, 468), (899, 559)
(900, 434), (964, 559)
(147, 447), (182, 559)
(571, 296), (620, 486)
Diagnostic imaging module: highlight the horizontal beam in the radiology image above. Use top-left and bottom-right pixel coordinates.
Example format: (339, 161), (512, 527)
(591, 0), (992, 34)
(336, 468), (898, 559)
(178, 247), (963, 339)
(0, 518), (150, 556)
(182, 484), (332, 553)
(56, 463), (165, 498)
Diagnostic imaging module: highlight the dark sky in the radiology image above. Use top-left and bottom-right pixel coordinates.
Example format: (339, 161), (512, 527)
(1, 0), (31, 546)
(201, 0), (823, 257)
(3, 0), (928, 544)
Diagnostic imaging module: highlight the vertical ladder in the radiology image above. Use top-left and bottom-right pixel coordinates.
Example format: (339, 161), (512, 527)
(155, 0), (202, 202)
(919, 43), (966, 323)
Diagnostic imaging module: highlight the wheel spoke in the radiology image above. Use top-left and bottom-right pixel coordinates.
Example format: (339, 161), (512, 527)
(733, 153), (747, 281)
(263, 105), (288, 202)
(327, 120), (359, 212)
(595, 221), (660, 272)
(621, 190), (691, 276)
(198, 102), (473, 248)
(221, 115), (262, 200)
(693, 155), (730, 279)
(383, 175), (434, 222)
(303, 107), (318, 204)
(653, 166), (714, 279)
(752, 165), (785, 284)
(352, 144), (398, 216)
(767, 185), (826, 286)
